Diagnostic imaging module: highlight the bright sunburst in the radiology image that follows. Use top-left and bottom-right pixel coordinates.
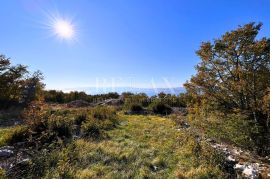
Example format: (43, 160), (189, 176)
(53, 19), (74, 39)
(42, 11), (78, 42)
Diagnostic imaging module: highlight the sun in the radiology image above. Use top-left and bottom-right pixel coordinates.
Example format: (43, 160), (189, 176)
(41, 11), (78, 42)
(53, 19), (74, 39)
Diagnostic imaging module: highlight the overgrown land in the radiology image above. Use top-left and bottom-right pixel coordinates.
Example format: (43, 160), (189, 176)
(1, 22), (270, 178)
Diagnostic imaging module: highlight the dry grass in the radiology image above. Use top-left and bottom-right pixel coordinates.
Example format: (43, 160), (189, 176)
(28, 114), (226, 178)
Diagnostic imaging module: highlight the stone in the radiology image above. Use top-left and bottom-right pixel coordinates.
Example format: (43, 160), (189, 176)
(67, 100), (90, 108)
(0, 149), (14, 158)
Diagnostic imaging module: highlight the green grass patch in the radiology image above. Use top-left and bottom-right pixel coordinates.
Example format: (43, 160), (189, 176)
(0, 125), (28, 147)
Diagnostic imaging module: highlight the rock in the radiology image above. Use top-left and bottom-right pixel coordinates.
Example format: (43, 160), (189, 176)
(232, 148), (242, 155)
(98, 99), (123, 106)
(227, 155), (236, 162)
(67, 100), (90, 108)
(234, 163), (259, 179)
(0, 149), (14, 158)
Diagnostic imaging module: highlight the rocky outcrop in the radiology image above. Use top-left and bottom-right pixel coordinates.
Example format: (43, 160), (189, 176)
(209, 141), (270, 178)
(0, 145), (31, 178)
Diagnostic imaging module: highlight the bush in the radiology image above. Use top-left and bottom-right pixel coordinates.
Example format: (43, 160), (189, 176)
(26, 144), (79, 178)
(189, 112), (263, 152)
(129, 103), (144, 114)
(150, 101), (172, 115)
(91, 106), (117, 121)
(48, 116), (73, 139)
(74, 113), (87, 125)
(22, 101), (48, 134)
(81, 107), (119, 138)
(21, 102), (74, 146)
(7, 126), (29, 145)
(81, 118), (101, 138)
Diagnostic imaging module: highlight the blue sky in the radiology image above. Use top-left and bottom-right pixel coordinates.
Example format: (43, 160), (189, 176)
(0, 0), (270, 90)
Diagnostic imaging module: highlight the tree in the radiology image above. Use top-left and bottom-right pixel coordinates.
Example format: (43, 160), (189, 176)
(0, 55), (44, 108)
(22, 70), (45, 104)
(263, 88), (270, 128)
(44, 90), (66, 103)
(184, 23), (270, 123)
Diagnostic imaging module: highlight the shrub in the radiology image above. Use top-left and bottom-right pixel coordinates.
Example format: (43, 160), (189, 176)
(22, 101), (48, 134)
(189, 112), (263, 152)
(150, 101), (172, 115)
(123, 93), (149, 110)
(21, 102), (74, 145)
(129, 103), (144, 114)
(48, 116), (73, 139)
(91, 106), (117, 121)
(7, 126), (29, 145)
(26, 144), (79, 178)
(74, 113), (87, 125)
(81, 118), (101, 138)
(81, 107), (119, 138)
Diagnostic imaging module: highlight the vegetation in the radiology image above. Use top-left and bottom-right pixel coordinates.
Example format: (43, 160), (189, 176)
(150, 100), (172, 115)
(1, 22), (270, 178)
(0, 55), (44, 109)
(24, 115), (226, 178)
(187, 112), (262, 150)
(81, 106), (118, 138)
(44, 90), (120, 104)
(122, 92), (188, 115)
(128, 103), (144, 113)
(0, 125), (28, 147)
(184, 22), (270, 155)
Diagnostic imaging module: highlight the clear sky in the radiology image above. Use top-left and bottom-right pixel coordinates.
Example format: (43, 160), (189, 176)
(0, 0), (270, 90)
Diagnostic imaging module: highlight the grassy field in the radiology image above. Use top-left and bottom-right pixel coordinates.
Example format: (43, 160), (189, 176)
(26, 114), (225, 178)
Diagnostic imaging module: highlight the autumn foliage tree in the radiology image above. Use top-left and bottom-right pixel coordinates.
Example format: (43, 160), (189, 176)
(185, 23), (270, 125)
(0, 55), (44, 108)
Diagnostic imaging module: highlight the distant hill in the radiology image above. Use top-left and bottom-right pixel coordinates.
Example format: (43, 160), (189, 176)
(63, 87), (185, 96)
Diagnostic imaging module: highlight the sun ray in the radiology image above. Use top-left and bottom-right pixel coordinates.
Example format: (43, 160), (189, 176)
(40, 10), (79, 43)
